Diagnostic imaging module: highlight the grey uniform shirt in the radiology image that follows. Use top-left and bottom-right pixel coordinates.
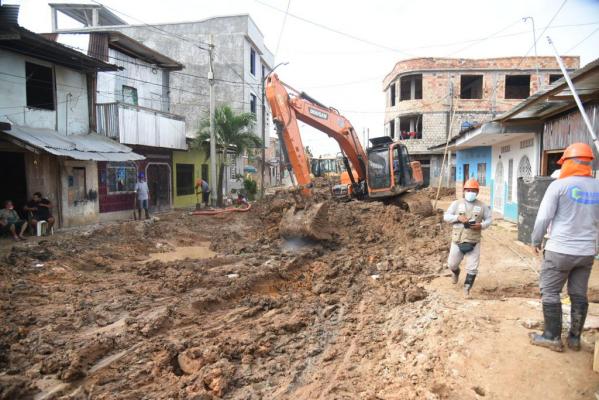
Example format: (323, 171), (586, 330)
(134, 181), (149, 201)
(443, 199), (493, 227)
(531, 175), (599, 256)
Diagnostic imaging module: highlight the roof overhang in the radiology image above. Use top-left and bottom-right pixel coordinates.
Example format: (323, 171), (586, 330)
(1, 123), (145, 161)
(0, 25), (118, 72)
(50, 30), (183, 70)
(49, 3), (127, 26)
(430, 121), (542, 151)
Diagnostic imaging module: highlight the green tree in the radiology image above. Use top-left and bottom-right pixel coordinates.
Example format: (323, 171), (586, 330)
(192, 105), (262, 206)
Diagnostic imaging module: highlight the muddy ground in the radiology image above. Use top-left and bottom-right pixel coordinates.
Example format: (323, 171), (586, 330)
(1, 190), (598, 399)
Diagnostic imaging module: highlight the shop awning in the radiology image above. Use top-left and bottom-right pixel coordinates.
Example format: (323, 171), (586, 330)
(1, 124), (145, 161)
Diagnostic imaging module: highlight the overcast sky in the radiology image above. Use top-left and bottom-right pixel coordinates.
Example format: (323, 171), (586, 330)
(9, 0), (599, 156)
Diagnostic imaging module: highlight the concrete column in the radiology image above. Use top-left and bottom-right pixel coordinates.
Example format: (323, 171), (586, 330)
(410, 77), (415, 100)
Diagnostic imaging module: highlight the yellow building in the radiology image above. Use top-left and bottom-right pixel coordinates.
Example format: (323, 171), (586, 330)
(172, 147), (210, 208)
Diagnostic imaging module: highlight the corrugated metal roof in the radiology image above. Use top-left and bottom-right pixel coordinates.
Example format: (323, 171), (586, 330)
(1, 124), (145, 161)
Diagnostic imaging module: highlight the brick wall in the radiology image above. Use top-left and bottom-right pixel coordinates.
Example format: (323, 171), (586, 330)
(383, 56), (581, 153)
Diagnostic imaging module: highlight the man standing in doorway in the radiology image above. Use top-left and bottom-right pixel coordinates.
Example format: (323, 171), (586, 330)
(135, 172), (150, 220)
(444, 178), (493, 296)
(530, 143), (599, 352)
(195, 178), (210, 208)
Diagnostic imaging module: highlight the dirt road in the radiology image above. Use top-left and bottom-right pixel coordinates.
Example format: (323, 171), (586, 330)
(1, 195), (598, 399)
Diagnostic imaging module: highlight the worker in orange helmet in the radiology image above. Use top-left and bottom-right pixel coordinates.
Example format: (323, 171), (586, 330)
(444, 177), (492, 296)
(530, 142), (599, 352)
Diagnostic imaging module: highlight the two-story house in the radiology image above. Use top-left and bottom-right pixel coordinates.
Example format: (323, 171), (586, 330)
(382, 57), (580, 190)
(49, 27), (187, 219)
(0, 5), (144, 228)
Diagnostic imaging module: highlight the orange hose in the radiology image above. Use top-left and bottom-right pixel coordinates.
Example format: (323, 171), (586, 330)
(191, 203), (252, 216)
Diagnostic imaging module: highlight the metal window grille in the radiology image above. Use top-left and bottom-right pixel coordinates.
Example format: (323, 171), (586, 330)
(520, 139), (534, 149)
(507, 159), (514, 201)
(501, 145), (511, 153)
(518, 155), (532, 178)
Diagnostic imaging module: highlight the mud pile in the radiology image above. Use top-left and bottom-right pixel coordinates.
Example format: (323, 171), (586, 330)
(0, 192), (452, 399)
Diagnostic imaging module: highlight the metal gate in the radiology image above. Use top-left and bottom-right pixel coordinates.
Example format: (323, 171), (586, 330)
(146, 163), (171, 212)
(494, 161), (504, 213)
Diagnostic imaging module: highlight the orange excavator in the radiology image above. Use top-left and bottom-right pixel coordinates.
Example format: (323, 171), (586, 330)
(265, 74), (432, 240)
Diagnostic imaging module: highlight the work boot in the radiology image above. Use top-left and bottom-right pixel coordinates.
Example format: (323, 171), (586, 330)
(529, 302), (564, 352)
(463, 273), (476, 297)
(451, 268), (460, 284)
(567, 299), (588, 351)
(145, 209), (150, 219)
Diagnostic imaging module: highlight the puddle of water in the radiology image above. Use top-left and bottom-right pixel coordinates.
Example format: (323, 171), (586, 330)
(145, 244), (215, 263)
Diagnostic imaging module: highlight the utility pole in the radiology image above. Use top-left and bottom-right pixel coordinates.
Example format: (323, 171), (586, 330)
(260, 72), (266, 199)
(523, 17), (541, 89)
(260, 62), (288, 196)
(208, 35), (217, 207)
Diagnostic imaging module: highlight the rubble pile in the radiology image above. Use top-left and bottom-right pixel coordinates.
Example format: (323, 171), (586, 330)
(0, 191), (454, 399)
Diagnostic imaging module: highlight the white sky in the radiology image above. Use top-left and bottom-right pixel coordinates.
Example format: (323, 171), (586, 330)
(9, 0), (599, 156)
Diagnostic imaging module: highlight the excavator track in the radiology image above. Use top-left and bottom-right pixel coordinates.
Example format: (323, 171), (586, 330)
(396, 192), (433, 216)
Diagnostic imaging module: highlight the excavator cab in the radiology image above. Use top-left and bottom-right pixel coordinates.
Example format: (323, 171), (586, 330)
(366, 137), (432, 215)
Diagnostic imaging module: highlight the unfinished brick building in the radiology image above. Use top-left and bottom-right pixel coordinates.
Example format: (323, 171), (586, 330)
(382, 56), (580, 187)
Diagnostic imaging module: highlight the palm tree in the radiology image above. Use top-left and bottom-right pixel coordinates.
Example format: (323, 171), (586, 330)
(192, 105), (262, 206)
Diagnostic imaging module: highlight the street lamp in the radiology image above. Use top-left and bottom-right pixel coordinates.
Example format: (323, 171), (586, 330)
(261, 61), (289, 199)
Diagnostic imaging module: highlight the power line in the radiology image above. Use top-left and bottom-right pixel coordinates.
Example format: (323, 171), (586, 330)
(444, 19), (522, 57)
(274, 0), (291, 58)
(89, 0), (212, 51)
(565, 25), (599, 53)
(516, 0), (569, 68)
(253, 0), (414, 56)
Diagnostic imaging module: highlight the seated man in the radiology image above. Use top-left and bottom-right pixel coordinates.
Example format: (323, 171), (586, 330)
(24, 192), (54, 234)
(0, 200), (28, 241)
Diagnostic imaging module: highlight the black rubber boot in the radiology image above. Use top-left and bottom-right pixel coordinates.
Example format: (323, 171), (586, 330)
(463, 273), (476, 297)
(145, 209), (150, 219)
(529, 302), (563, 352)
(567, 298), (588, 351)
(451, 268), (460, 284)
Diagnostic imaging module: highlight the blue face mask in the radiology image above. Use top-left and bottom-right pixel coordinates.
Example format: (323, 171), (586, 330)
(464, 191), (477, 202)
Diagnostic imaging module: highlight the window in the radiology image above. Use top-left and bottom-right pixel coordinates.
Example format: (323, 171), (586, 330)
(176, 164), (194, 196)
(477, 163), (487, 186)
(549, 74), (562, 84)
(250, 93), (257, 115)
(518, 156), (532, 178)
(250, 48), (256, 76)
(399, 114), (423, 139)
(501, 145), (511, 153)
(68, 167), (87, 204)
(507, 159), (514, 201)
(399, 74), (422, 101)
(520, 138), (534, 149)
(390, 83), (396, 106)
(388, 120), (395, 139)
(463, 164), (470, 184)
(505, 75), (530, 99)
(262, 64), (266, 80)
(107, 162), (137, 193)
(25, 62), (54, 110)
(460, 75), (483, 99)
(122, 85), (138, 105)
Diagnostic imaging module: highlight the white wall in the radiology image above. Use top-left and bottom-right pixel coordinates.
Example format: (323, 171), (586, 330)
(490, 133), (539, 217)
(97, 49), (167, 112)
(0, 49), (89, 135)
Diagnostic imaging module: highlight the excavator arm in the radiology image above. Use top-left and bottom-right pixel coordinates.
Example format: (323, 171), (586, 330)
(265, 74), (368, 195)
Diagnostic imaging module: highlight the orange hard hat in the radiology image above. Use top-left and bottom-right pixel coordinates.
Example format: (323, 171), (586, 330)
(464, 178), (480, 190)
(558, 142), (594, 165)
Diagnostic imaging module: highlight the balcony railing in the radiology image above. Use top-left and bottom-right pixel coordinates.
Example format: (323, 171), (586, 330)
(96, 102), (186, 150)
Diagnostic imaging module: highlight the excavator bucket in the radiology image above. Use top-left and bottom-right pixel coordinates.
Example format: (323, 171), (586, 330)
(398, 192), (433, 216)
(279, 201), (333, 241)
